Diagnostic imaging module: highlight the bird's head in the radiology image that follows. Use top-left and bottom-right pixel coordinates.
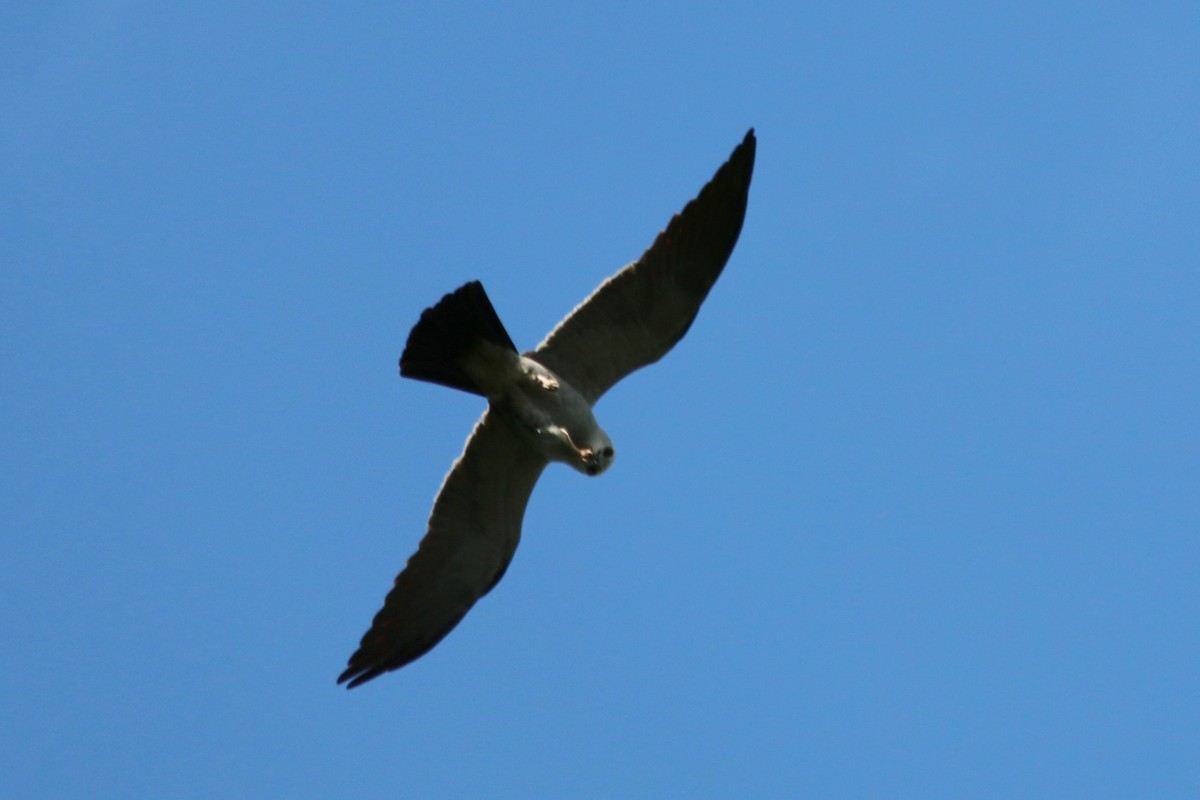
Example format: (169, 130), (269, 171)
(578, 437), (616, 477)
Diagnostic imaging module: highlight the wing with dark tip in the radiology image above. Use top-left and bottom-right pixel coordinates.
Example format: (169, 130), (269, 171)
(339, 410), (546, 688)
(532, 129), (756, 404)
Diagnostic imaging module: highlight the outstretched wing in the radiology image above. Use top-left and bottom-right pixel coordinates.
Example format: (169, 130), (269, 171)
(532, 129), (756, 404)
(339, 410), (546, 688)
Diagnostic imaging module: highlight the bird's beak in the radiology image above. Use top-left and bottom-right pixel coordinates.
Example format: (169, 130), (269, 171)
(580, 449), (602, 476)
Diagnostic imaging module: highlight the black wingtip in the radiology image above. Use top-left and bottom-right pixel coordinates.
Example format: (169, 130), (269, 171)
(735, 128), (756, 176)
(337, 666), (376, 690)
(657, 126), (756, 298)
(338, 650), (394, 689)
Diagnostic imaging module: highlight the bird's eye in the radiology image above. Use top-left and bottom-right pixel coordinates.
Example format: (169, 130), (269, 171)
(602, 447), (614, 458)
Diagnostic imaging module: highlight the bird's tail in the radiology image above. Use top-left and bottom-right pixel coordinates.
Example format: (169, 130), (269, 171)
(399, 281), (518, 396)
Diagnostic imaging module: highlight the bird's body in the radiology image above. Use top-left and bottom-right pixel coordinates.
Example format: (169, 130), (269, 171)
(340, 130), (756, 688)
(401, 280), (616, 477)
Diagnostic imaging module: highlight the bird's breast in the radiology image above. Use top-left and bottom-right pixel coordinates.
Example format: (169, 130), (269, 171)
(496, 359), (606, 469)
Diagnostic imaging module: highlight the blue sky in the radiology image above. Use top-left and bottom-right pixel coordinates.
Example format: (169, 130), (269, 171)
(3, 3), (1197, 797)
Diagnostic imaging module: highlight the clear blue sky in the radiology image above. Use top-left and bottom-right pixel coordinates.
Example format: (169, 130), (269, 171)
(3, 3), (1197, 797)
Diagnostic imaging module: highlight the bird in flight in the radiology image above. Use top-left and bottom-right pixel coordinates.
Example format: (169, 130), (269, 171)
(339, 129), (756, 687)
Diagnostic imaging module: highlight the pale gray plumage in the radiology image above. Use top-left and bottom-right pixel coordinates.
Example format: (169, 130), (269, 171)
(339, 129), (756, 688)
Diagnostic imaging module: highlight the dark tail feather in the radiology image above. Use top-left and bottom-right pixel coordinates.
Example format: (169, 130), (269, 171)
(399, 281), (517, 395)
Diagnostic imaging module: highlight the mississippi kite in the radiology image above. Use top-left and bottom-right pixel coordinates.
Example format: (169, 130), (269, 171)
(339, 129), (756, 687)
